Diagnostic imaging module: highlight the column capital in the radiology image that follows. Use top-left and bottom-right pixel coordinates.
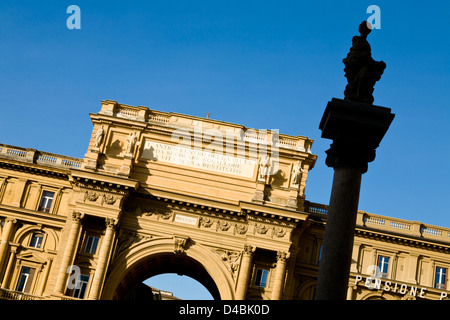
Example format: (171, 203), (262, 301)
(105, 218), (117, 230)
(71, 211), (85, 222)
(4, 217), (17, 224)
(243, 244), (255, 256)
(276, 251), (290, 262)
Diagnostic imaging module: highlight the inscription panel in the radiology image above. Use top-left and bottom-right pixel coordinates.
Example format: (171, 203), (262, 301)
(174, 214), (198, 226)
(142, 140), (256, 178)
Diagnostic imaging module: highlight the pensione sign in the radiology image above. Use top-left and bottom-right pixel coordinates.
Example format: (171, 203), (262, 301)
(355, 272), (448, 300)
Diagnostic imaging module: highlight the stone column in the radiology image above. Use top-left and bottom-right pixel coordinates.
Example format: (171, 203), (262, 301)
(315, 166), (362, 300)
(87, 218), (116, 300)
(53, 212), (84, 295)
(1, 246), (17, 289)
(271, 251), (289, 300)
(314, 98), (394, 300)
(235, 244), (254, 300)
(0, 218), (17, 269)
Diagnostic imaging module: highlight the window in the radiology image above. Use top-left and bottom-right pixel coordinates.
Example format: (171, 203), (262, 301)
(318, 245), (323, 265)
(377, 256), (390, 278)
(30, 233), (44, 249)
(435, 267), (447, 290)
(254, 268), (269, 288)
(85, 236), (99, 255)
(16, 267), (35, 293)
(38, 191), (54, 213)
(72, 274), (90, 299)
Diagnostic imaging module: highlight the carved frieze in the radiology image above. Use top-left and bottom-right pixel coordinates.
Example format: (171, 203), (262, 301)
(199, 217), (214, 228)
(255, 223), (269, 234)
(139, 206), (173, 220)
(102, 194), (117, 205)
(234, 224), (248, 235)
(84, 191), (99, 202)
(217, 221), (231, 232)
(273, 227), (287, 238)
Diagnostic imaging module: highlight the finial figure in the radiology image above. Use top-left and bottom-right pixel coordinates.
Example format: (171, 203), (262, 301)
(258, 155), (271, 181)
(94, 125), (105, 148)
(343, 21), (386, 104)
(126, 131), (138, 154)
(291, 160), (304, 186)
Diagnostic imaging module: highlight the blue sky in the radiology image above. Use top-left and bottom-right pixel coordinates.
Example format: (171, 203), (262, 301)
(1, 1), (449, 299)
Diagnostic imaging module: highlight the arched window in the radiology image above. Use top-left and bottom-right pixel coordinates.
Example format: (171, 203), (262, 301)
(29, 233), (44, 249)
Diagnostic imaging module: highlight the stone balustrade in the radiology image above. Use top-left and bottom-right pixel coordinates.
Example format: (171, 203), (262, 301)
(0, 288), (44, 300)
(98, 99), (313, 153)
(0, 144), (82, 170)
(305, 201), (450, 244)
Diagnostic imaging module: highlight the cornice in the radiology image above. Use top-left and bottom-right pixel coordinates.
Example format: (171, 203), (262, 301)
(0, 204), (67, 228)
(0, 157), (70, 180)
(69, 169), (139, 192)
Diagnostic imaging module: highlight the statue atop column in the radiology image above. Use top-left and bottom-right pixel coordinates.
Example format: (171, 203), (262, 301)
(343, 21), (386, 104)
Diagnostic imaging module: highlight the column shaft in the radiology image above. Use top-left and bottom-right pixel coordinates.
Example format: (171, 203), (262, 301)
(235, 245), (254, 300)
(87, 219), (116, 300)
(0, 218), (17, 268)
(271, 252), (289, 300)
(54, 212), (83, 295)
(1, 248), (16, 289)
(314, 167), (362, 300)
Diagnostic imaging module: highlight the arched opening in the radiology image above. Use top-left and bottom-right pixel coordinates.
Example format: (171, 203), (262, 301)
(115, 252), (220, 300)
(102, 237), (235, 300)
(144, 273), (214, 300)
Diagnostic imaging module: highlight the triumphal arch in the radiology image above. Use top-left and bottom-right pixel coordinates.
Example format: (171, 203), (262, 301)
(88, 100), (317, 300)
(0, 100), (317, 300)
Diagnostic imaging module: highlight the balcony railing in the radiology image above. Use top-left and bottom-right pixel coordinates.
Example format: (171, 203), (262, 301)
(304, 201), (450, 244)
(0, 288), (44, 300)
(0, 144), (82, 170)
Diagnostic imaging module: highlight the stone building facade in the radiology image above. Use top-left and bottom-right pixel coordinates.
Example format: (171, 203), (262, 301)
(0, 100), (448, 300)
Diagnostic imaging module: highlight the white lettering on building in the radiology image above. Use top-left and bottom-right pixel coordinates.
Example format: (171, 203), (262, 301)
(174, 214), (198, 226)
(142, 140), (256, 178)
